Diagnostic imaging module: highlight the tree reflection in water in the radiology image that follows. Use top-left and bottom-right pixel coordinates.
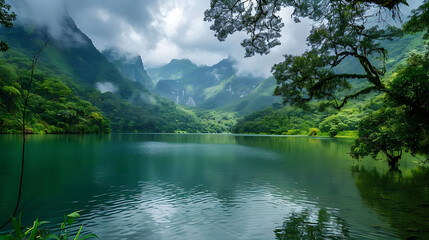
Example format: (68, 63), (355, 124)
(274, 208), (350, 240)
(352, 166), (429, 240)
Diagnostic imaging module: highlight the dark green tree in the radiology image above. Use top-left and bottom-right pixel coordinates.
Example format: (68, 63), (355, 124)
(0, 0), (16, 51)
(350, 52), (429, 169)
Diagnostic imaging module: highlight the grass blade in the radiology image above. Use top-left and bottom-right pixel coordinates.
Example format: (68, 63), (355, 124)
(10, 216), (22, 239)
(73, 225), (83, 240)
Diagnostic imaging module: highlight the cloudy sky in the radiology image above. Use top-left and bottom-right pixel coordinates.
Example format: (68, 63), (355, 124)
(9, 0), (421, 77)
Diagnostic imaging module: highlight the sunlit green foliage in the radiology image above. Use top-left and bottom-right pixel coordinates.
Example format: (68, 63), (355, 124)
(233, 96), (377, 137)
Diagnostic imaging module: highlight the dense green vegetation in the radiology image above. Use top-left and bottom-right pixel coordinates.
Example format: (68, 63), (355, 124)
(0, 18), (237, 134)
(0, 53), (110, 134)
(233, 95), (381, 137)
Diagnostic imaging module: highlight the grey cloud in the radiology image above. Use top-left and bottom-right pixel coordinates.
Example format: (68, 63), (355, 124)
(9, 0), (417, 78)
(10, 0), (66, 37)
(7, 0), (310, 76)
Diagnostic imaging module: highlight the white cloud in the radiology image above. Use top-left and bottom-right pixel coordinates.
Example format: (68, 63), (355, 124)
(96, 82), (118, 93)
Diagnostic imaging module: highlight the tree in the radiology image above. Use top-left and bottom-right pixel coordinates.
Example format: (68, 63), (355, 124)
(205, 0), (428, 168)
(350, 52), (429, 169)
(205, 0), (407, 57)
(207, 0), (403, 109)
(350, 2), (429, 167)
(0, 0), (16, 51)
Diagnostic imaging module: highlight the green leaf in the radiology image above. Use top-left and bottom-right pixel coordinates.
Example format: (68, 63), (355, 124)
(73, 225), (83, 240)
(67, 211), (82, 219)
(28, 219), (39, 240)
(78, 234), (99, 240)
(10, 216), (22, 239)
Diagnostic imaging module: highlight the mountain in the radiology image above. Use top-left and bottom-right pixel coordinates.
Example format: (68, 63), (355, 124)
(219, 77), (281, 115)
(0, 15), (236, 133)
(102, 48), (154, 90)
(147, 59), (197, 84)
(148, 57), (278, 113)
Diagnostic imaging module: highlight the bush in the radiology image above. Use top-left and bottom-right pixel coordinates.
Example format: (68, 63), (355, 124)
(308, 128), (320, 136)
(286, 129), (301, 135)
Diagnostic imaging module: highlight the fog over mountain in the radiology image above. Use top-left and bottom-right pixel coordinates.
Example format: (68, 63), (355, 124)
(8, 0), (422, 77)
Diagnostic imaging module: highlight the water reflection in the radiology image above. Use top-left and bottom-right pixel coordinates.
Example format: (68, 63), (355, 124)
(274, 208), (350, 240)
(352, 166), (429, 239)
(0, 134), (419, 239)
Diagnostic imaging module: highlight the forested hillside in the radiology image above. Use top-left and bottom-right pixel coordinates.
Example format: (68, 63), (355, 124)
(0, 15), (236, 133)
(233, 33), (426, 136)
(148, 58), (274, 111)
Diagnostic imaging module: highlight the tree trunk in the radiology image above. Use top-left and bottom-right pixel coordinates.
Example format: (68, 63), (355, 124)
(387, 155), (400, 171)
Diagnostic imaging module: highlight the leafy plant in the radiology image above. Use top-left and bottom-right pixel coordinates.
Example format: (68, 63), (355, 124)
(0, 211), (98, 240)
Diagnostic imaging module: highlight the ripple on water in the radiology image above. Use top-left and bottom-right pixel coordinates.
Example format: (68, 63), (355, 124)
(0, 136), (407, 240)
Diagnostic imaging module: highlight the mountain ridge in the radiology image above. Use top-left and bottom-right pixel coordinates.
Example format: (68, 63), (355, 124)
(0, 14), (237, 133)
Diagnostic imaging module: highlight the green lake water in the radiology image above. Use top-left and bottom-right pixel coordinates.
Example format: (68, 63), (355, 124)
(0, 134), (428, 239)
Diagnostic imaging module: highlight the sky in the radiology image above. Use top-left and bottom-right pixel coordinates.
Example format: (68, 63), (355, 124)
(8, 0), (422, 78)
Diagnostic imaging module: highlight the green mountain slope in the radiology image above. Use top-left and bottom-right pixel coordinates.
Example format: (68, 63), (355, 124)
(0, 15), (235, 133)
(147, 59), (197, 84)
(102, 48), (154, 90)
(149, 58), (269, 111)
(219, 77), (281, 115)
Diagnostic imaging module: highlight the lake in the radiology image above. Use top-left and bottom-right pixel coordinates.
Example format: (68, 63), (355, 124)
(0, 134), (428, 239)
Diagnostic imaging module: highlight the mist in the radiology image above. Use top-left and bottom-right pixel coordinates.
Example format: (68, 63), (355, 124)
(6, 0), (422, 77)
